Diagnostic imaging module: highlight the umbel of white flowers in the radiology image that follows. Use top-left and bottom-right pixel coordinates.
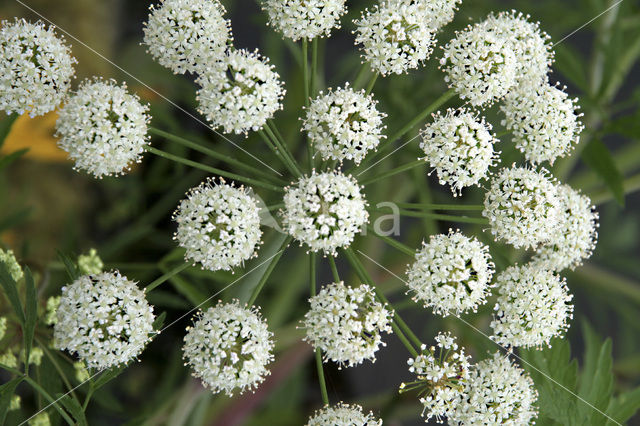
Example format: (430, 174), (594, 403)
(182, 300), (274, 395)
(53, 271), (155, 370)
(306, 402), (382, 426)
(0, 19), (76, 117)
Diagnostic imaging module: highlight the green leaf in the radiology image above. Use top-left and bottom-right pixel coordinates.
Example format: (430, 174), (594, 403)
(603, 112), (640, 139)
(554, 45), (589, 92)
(23, 268), (37, 374)
(57, 250), (81, 281)
(91, 365), (126, 392)
(152, 311), (167, 331)
(0, 262), (25, 324)
(606, 386), (640, 424)
(57, 394), (88, 426)
(0, 378), (22, 424)
(0, 113), (18, 150)
(0, 148), (28, 170)
(581, 139), (625, 206)
(577, 321), (614, 423)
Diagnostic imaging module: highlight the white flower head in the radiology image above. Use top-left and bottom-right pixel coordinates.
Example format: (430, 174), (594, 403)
(303, 84), (386, 164)
(440, 19), (518, 106)
(173, 178), (262, 272)
(532, 184), (599, 271)
(282, 171), (369, 255)
(143, 0), (231, 74)
(483, 165), (561, 249)
(306, 402), (383, 426)
(262, 0), (347, 41)
(196, 49), (285, 135)
(401, 332), (470, 423)
(491, 264), (574, 349)
(56, 78), (150, 178)
(0, 19), (76, 117)
(420, 108), (498, 195)
(451, 353), (538, 425)
(354, 0), (460, 76)
(53, 271), (155, 370)
(303, 281), (393, 368)
(502, 82), (584, 165)
(485, 10), (553, 86)
(0, 248), (23, 282)
(182, 300), (274, 395)
(406, 231), (495, 316)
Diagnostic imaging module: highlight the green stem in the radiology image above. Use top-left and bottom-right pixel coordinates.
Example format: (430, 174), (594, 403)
(353, 63), (370, 90)
(146, 262), (190, 291)
(396, 202), (484, 211)
(246, 237), (292, 306)
(342, 248), (420, 356)
(328, 256), (340, 282)
(367, 225), (414, 256)
(568, 264), (640, 305)
(365, 72), (379, 95)
(395, 209), (488, 225)
(148, 127), (284, 184)
(22, 374), (76, 425)
(310, 38), (318, 97)
(360, 160), (424, 185)
(258, 129), (298, 177)
(262, 126), (303, 178)
(266, 121), (302, 177)
(82, 387), (94, 411)
(35, 339), (78, 402)
(146, 146), (283, 192)
(310, 252), (330, 405)
(302, 38), (309, 107)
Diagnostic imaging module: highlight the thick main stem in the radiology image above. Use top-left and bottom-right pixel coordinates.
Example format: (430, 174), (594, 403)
(310, 252), (330, 405)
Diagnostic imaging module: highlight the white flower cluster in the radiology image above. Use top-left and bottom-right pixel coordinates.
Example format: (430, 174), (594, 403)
(533, 184), (598, 271)
(143, 0), (231, 74)
(196, 49), (285, 135)
(451, 353), (538, 425)
(262, 0), (347, 41)
(282, 172), (369, 255)
(354, 0), (460, 75)
(483, 165), (561, 249)
(173, 179), (262, 272)
(0, 19), (76, 117)
(182, 300), (274, 395)
(53, 271), (155, 370)
(484, 11), (553, 87)
(0, 248), (23, 282)
(56, 79), (150, 178)
(491, 264), (574, 349)
(303, 85), (386, 164)
(303, 281), (393, 367)
(77, 248), (104, 275)
(441, 11), (552, 106)
(306, 403), (382, 426)
(419, 108), (498, 195)
(502, 82), (584, 165)
(402, 332), (470, 423)
(406, 231), (494, 316)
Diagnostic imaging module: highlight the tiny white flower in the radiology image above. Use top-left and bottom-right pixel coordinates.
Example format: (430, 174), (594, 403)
(196, 49), (285, 135)
(173, 179), (263, 272)
(303, 84), (386, 164)
(502, 82), (584, 165)
(0, 19), (76, 117)
(483, 165), (561, 249)
(451, 353), (538, 425)
(53, 271), (155, 370)
(182, 300), (274, 395)
(282, 171), (369, 255)
(401, 332), (470, 423)
(354, 0), (460, 75)
(491, 264), (574, 349)
(143, 0), (231, 74)
(0, 248), (23, 282)
(532, 184), (599, 271)
(56, 78), (150, 178)
(303, 281), (393, 368)
(420, 108), (498, 195)
(262, 0), (347, 41)
(306, 402), (383, 426)
(406, 230), (495, 316)
(440, 17), (518, 106)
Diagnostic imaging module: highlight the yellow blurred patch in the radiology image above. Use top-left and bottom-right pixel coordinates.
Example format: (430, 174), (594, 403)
(2, 111), (70, 163)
